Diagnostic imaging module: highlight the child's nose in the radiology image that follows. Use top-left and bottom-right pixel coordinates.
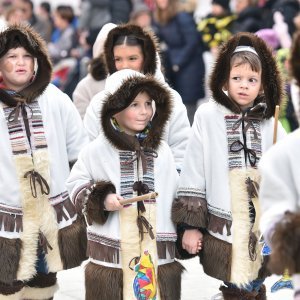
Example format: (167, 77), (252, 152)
(120, 61), (129, 69)
(241, 80), (249, 88)
(17, 57), (25, 65)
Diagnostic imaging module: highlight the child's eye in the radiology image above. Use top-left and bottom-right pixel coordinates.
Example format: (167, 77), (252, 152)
(114, 58), (121, 62)
(249, 78), (258, 84)
(232, 76), (240, 81)
(131, 103), (138, 107)
(129, 57), (137, 61)
(146, 101), (152, 106)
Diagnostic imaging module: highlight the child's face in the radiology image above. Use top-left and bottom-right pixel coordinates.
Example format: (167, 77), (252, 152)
(226, 62), (262, 110)
(113, 45), (144, 73)
(0, 47), (34, 91)
(114, 92), (153, 135)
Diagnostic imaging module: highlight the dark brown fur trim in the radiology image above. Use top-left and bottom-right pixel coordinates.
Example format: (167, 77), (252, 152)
(58, 218), (87, 269)
(25, 272), (56, 288)
(208, 214), (232, 236)
(101, 75), (172, 151)
(87, 181), (115, 225)
(85, 262), (123, 300)
(0, 280), (24, 295)
(104, 24), (158, 76)
(158, 261), (184, 300)
(53, 198), (76, 223)
(172, 197), (208, 228)
(256, 284), (266, 300)
(0, 211), (23, 232)
(209, 32), (283, 118)
(89, 55), (108, 81)
(220, 285), (258, 300)
(87, 240), (120, 264)
(200, 233), (232, 282)
(0, 24), (52, 104)
(157, 241), (175, 259)
(257, 255), (271, 279)
(0, 237), (22, 284)
(268, 211), (300, 274)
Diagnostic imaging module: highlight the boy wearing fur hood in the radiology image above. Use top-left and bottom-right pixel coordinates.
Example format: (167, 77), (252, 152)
(0, 25), (88, 299)
(83, 23), (190, 172)
(67, 69), (184, 300)
(172, 32), (287, 299)
(259, 128), (300, 300)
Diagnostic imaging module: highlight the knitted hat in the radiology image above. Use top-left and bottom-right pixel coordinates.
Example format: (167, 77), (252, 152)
(212, 0), (230, 10)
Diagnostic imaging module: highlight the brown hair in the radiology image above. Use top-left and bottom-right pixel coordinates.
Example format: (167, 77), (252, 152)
(230, 51), (262, 73)
(153, 0), (178, 25)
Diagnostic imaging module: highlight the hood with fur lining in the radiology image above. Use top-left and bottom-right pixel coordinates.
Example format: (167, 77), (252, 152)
(101, 69), (172, 151)
(0, 24), (52, 105)
(209, 32), (283, 119)
(104, 24), (158, 76)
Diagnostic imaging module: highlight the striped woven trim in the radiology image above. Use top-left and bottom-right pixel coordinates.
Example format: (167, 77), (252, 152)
(2, 101), (47, 155)
(225, 115), (262, 169)
(208, 203), (232, 220)
(87, 231), (121, 249)
(156, 232), (177, 242)
(119, 150), (155, 200)
(177, 187), (206, 198)
(120, 151), (136, 198)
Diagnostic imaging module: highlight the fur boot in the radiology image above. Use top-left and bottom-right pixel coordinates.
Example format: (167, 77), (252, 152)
(256, 284), (267, 300)
(220, 285), (258, 300)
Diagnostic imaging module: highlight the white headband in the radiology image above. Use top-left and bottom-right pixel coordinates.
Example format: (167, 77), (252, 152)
(233, 46), (258, 56)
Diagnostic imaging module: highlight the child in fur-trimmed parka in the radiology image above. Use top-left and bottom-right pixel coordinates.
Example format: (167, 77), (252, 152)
(67, 69), (184, 300)
(83, 23), (190, 172)
(259, 128), (300, 300)
(171, 32), (287, 299)
(0, 25), (88, 299)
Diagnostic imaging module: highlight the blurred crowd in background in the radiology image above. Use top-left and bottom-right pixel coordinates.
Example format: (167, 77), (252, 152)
(0, 0), (300, 129)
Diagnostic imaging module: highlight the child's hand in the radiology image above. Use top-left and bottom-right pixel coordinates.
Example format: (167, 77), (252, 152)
(182, 229), (203, 254)
(104, 194), (124, 211)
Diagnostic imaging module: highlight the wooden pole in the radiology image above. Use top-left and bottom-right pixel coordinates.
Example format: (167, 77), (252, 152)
(119, 192), (158, 205)
(273, 105), (280, 144)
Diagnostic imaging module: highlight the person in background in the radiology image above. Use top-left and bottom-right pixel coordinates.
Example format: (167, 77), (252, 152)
(72, 24), (115, 118)
(130, 1), (152, 30)
(197, 0), (236, 57)
(48, 5), (76, 65)
(171, 32), (286, 299)
(231, 0), (262, 34)
(0, 24), (88, 300)
(15, 0), (52, 42)
(4, 5), (25, 25)
(36, 1), (53, 42)
(67, 69), (184, 300)
(152, 0), (206, 124)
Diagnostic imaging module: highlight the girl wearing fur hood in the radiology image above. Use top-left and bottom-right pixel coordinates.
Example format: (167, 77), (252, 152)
(172, 32), (287, 299)
(83, 23), (190, 172)
(67, 69), (184, 300)
(0, 25), (89, 299)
